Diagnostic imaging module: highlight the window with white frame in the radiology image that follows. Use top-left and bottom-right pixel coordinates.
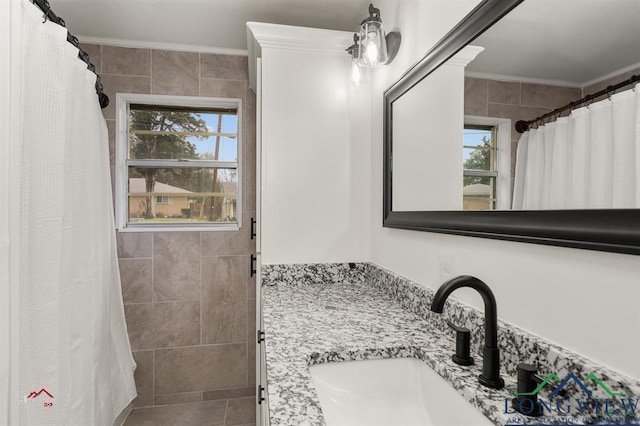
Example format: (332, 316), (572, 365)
(463, 116), (511, 211)
(463, 124), (498, 210)
(115, 94), (242, 230)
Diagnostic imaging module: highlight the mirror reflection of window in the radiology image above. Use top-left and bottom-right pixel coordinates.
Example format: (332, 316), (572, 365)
(463, 125), (497, 210)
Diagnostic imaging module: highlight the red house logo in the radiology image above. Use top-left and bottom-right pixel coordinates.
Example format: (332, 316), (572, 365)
(27, 388), (54, 399)
(19, 388), (54, 407)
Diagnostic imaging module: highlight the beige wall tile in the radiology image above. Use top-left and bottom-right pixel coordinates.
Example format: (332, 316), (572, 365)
(487, 103), (550, 141)
(247, 272), (256, 300)
(464, 77), (488, 116)
(117, 231), (152, 258)
(124, 400), (226, 426)
(154, 344), (247, 394)
(200, 54), (248, 81)
(201, 214), (254, 256)
(151, 50), (199, 96)
(103, 46), (151, 76)
(248, 297), (256, 386)
(154, 301), (200, 348)
(202, 386), (254, 401)
(80, 43), (101, 73)
(202, 256), (248, 344)
(154, 391), (202, 406)
(100, 74), (151, 120)
(124, 301), (200, 350)
(124, 303), (161, 350)
(225, 397), (256, 425)
(582, 68), (640, 104)
(200, 78), (246, 100)
(521, 83), (581, 109)
(153, 232), (201, 301)
(488, 80), (520, 105)
(119, 258), (152, 304)
(132, 350), (154, 408)
(248, 340), (256, 387)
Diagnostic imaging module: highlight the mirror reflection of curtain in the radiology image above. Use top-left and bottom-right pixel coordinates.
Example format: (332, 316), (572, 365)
(512, 84), (639, 209)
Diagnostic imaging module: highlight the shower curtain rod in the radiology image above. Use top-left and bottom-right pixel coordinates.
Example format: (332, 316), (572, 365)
(515, 74), (640, 133)
(31, 0), (109, 109)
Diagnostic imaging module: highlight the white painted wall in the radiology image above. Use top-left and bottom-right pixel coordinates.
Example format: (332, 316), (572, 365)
(370, 0), (640, 379)
(392, 46), (482, 211)
(251, 24), (370, 264)
(392, 64), (463, 211)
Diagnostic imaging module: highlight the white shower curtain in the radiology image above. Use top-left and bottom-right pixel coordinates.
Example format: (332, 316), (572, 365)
(512, 84), (640, 209)
(16, 0), (137, 424)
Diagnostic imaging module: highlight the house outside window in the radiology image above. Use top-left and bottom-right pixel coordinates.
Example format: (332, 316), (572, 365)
(115, 94), (242, 230)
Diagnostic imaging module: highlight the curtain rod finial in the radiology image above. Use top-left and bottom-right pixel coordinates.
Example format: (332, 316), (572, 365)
(515, 120), (529, 134)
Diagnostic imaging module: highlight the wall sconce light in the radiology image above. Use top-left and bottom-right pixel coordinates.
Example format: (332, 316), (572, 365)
(347, 3), (401, 70)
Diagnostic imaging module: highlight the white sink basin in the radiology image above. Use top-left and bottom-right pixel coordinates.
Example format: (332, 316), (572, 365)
(309, 357), (495, 426)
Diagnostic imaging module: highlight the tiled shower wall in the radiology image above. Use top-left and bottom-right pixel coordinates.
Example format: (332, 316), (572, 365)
(83, 43), (256, 423)
(464, 77), (581, 174)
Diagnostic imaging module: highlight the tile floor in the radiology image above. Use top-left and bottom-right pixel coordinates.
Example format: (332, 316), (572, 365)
(124, 397), (255, 426)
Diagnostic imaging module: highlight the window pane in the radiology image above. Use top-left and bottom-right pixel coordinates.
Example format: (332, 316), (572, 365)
(128, 167), (238, 224)
(463, 127), (494, 171)
(463, 147), (493, 171)
(190, 136), (237, 161)
(463, 176), (496, 211)
(129, 107), (237, 160)
(221, 114), (238, 133)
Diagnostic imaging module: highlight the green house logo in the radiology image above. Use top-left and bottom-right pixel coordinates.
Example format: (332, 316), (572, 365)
(512, 372), (634, 398)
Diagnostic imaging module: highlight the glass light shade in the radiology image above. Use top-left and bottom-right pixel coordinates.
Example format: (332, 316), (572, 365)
(351, 57), (362, 85)
(358, 20), (388, 67)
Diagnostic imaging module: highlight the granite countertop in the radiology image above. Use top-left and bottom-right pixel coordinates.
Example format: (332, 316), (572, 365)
(261, 269), (520, 426)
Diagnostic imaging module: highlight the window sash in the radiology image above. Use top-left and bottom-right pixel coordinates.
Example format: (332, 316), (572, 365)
(463, 169), (497, 178)
(128, 159), (238, 169)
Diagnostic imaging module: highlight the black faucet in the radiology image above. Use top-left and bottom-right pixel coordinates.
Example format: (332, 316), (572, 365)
(430, 275), (504, 389)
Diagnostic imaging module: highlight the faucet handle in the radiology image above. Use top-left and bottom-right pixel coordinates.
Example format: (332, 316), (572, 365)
(512, 363), (543, 417)
(446, 321), (474, 366)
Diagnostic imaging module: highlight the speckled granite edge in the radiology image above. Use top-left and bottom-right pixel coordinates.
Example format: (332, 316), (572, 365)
(363, 262), (640, 399)
(262, 262), (366, 286)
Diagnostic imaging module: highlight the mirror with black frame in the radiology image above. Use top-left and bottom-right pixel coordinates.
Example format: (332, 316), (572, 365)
(383, 0), (640, 255)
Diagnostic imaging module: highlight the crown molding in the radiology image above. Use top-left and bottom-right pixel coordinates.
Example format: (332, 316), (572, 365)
(77, 36), (248, 56)
(247, 22), (352, 55)
(447, 45), (484, 67)
(464, 71), (582, 88)
(246, 22), (352, 90)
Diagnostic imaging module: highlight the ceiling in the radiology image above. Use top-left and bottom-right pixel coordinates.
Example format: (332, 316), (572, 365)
(466, 0), (640, 87)
(51, 0), (371, 53)
(51, 0), (640, 86)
